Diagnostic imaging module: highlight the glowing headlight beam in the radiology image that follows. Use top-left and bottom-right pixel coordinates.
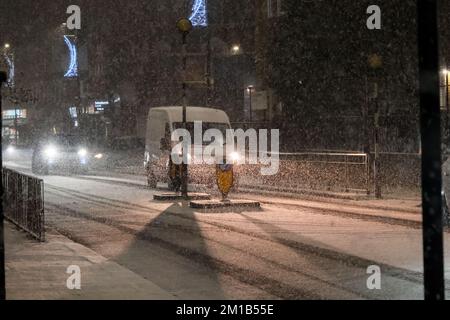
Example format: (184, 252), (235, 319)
(189, 0), (208, 27)
(64, 35), (78, 77)
(230, 152), (240, 163)
(78, 148), (88, 157)
(44, 145), (58, 158)
(6, 145), (15, 154)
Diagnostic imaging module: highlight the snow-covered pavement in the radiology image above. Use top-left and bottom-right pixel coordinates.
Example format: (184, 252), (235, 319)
(3, 156), (450, 299)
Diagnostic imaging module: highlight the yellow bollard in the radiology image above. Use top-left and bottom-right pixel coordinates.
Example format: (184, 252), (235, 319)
(216, 163), (234, 201)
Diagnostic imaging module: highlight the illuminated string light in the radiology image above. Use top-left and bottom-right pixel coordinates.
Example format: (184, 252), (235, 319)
(64, 35), (78, 77)
(4, 54), (14, 86)
(189, 0), (207, 27)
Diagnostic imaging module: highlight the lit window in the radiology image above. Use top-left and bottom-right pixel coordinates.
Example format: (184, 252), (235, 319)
(2, 109), (27, 120)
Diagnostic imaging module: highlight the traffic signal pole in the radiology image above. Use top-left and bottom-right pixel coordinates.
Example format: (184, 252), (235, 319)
(417, 0), (445, 300)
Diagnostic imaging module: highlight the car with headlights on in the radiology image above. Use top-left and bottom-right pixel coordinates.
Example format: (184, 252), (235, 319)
(32, 134), (104, 175)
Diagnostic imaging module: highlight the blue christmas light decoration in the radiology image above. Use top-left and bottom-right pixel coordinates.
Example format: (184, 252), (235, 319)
(189, 0), (207, 27)
(4, 54), (14, 87)
(64, 35), (78, 77)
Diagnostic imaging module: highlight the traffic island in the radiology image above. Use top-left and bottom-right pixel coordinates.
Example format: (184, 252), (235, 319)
(153, 193), (211, 201)
(189, 199), (261, 210)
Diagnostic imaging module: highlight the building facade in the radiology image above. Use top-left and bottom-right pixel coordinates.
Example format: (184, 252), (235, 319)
(82, 0), (258, 140)
(1, 0), (259, 145)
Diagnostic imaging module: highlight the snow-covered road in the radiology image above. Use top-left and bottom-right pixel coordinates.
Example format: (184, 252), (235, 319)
(3, 156), (450, 299)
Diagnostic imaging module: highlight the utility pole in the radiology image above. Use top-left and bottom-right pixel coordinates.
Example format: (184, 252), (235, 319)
(177, 18), (193, 199)
(247, 85), (254, 123)
(445, 67), (449, 144)
(373, 84), (381, 199)
(368, 54), (383, 199)
(0, 70), (8, 300)
(13, 100), (18, 145)
(363, 76), (371, 195)
(417, 0), (445, 300)
(205, 33), (212, 107)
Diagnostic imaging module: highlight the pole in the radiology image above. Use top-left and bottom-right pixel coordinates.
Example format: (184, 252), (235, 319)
(206, 34), (212, 107)
(364, 76), (371, 195)
(373, 83), (381, 199)
(368, 53), (383, 199)
(14, 104), (18, 145)
(446, 69), (449, 143)
(181, 32), (189, 198)
(176, 18), (192, 199)
(0, 70), (8, 300)
(417, 0), (445, 300)
(74, 35), (82, 128)
(249, 87), (253, 122)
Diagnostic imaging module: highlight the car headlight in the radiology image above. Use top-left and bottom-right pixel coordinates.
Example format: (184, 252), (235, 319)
(94, 153), (103, 159)
(230, 152), (240, 163)
(44, 145), (58, 158)
(6, 145), (15, 154)
(78, 148), (88, 157)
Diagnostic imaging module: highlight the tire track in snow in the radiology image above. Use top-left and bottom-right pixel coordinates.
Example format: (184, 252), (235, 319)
(45, 184), (430, 290)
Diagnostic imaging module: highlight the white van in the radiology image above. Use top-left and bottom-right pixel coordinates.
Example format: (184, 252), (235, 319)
(144, 106), (234, 189)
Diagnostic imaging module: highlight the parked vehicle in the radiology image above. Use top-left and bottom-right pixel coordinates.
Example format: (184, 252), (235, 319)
(144, 106), (239, 189)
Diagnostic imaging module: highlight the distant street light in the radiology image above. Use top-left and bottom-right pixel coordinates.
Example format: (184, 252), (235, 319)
(231, 44), (241, 55)
(4, 43), (10, 49)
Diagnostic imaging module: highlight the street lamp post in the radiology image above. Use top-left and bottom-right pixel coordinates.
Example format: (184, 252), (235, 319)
(176, 18), (193, 199)
(444, 68), (449, 142)
(13, 100), (18, 145)
(206, 35), (212, 107)
(368, 54), (383, 199)
(247, 85), (254, 123)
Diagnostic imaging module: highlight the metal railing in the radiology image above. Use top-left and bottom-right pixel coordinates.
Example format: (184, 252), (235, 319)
(2, 168), (45, 241)
(279, 151), (370, 193)
(238, 151), (370, 194)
